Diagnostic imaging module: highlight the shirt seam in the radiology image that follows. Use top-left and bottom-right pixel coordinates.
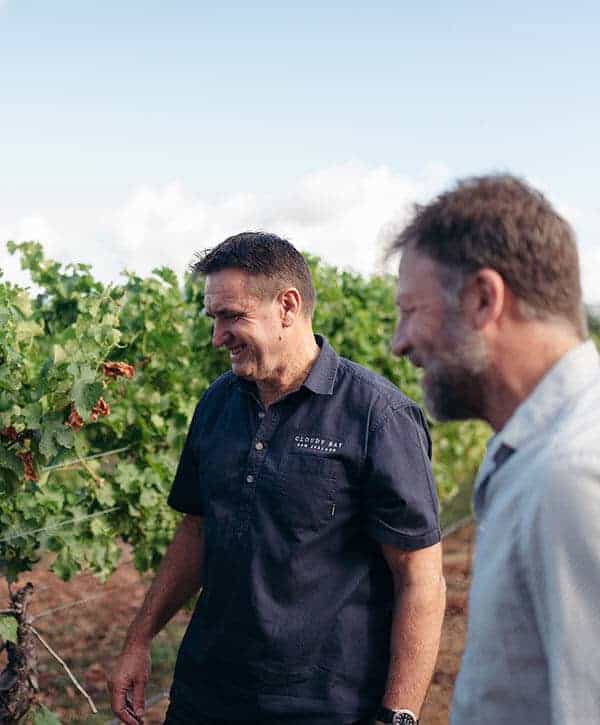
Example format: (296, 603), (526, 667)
(369, 400), (419, 435)
(366, 401), (437, 515)
(335, 359), (417, 433)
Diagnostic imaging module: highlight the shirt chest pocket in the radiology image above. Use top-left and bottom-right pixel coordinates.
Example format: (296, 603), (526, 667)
(275, 452), (344, 532)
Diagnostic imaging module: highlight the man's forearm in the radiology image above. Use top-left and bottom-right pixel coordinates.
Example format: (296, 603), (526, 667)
(382, 574), (446, 715)
(384, 583), (446, 712)
(124, 513), (204, 648)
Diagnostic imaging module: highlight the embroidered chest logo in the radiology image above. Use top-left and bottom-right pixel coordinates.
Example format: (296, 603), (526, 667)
(294, 434), (344, 453)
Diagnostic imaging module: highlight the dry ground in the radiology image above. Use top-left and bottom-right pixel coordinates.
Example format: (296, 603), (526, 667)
(1, 524), (473, 724)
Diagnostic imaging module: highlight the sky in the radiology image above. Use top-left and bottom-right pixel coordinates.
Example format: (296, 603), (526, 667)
(1, 1), (599, 301)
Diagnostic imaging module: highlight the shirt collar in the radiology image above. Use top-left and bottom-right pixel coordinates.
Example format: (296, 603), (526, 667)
(233, 333), (339, 397)
(303, 334), (339, 395)
(498, 339), (600, 450)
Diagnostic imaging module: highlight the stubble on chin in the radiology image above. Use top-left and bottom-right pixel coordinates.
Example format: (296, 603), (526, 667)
(425, 371), (485, 422)
(423, 325), (489, 423)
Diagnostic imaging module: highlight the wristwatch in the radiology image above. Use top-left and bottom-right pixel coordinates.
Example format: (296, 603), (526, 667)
(376, 706), (419, 724)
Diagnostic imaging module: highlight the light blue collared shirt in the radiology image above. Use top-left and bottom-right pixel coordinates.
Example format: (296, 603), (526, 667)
(451, 340), (600, 725)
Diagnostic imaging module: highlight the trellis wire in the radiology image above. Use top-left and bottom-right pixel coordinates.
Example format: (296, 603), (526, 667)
(43, 445), (131, 472)
(1, 444), (131, 544)
(21, 556), (137, 613)
(32, 587), (126, 621)
(0, 506), (121, 544)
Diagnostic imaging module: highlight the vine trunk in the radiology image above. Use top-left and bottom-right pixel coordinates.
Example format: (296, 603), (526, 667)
(0, 583), (39, 723)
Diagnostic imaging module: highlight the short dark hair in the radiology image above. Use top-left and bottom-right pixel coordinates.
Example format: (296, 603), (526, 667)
(192, 232), (316, 317)
(391, 174), (586, 336)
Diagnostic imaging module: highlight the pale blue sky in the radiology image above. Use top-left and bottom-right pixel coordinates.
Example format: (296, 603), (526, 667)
(1, 1), (599, 299)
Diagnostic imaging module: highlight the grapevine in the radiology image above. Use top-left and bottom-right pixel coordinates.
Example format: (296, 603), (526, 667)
(1, 240), (493, 582)
(0, 240), (494, 722)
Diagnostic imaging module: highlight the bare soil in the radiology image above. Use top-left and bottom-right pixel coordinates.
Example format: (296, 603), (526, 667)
(1, 524), (473, 724)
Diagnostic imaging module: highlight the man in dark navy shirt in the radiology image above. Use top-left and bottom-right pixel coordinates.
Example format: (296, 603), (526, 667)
(109, 233), (446, 725)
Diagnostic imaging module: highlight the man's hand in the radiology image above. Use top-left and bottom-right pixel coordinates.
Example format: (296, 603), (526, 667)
(108, 643), (152, 724)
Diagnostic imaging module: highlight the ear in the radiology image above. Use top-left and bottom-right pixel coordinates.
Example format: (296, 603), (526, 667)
(278, 287), (302, 327)
(461, 268), (505, 330)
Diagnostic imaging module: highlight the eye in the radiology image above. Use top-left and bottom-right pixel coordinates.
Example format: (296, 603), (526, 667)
(398, 307), (415, 322)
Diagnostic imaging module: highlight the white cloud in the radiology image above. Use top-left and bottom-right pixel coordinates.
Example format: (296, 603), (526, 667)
(527, 179), (600, 305)
(108, 162), (451, 282)
(1, 162), (599, 305)
(0, 215), (60, 286)
(565, 206), (600, 306)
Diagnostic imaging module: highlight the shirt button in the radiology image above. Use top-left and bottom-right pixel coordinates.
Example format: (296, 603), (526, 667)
(255, 441), (264, 451)
(258, 411), (265, 419)
(246, 475), (254, 483)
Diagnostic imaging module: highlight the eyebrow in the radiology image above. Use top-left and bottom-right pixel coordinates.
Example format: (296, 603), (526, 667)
(204, 305), (246, 318)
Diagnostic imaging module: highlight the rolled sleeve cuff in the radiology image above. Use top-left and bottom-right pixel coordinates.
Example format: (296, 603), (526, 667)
(366, 516), (441, 550)
(167, 491), (204, 516)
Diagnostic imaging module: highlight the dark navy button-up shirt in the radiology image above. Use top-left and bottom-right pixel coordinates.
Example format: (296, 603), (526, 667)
(167, 335), (440, 721)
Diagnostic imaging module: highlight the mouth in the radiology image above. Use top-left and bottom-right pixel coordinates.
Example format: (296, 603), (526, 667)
(229, 344), (246, 359)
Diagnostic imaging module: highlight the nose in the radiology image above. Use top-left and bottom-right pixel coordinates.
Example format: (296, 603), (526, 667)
(211, 319), (228, 348)
(391, 320), (410, 358)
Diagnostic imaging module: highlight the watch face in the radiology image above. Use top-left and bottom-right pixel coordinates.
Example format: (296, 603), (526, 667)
(393, 714), (416, 725)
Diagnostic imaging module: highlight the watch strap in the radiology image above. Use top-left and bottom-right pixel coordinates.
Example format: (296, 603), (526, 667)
(376, 705), (419, 724)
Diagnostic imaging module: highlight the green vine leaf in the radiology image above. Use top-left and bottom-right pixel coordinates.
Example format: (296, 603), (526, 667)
(72, 381), (104, 419)
(39, 417), (75, 461)
(0, 445), (24, 477)
(0, 613), (18, 643)
(32, 704), (62, 725)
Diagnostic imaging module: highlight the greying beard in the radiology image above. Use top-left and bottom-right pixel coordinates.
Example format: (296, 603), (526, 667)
(425, 369), (486, 422)
(424, 311), (489, 422)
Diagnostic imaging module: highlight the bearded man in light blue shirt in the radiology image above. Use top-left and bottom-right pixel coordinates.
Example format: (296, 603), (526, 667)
(390, 174), (600, 724)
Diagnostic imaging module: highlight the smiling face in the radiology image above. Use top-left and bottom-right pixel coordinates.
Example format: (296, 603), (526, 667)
(204, 268), (287, 383)
(392, 247), (488, 421)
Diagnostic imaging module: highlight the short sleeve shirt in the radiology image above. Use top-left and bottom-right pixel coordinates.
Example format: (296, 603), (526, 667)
(168, 335), (440, 721)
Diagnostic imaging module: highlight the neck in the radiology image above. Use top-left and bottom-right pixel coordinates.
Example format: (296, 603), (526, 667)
(257, 333), (320, 408)
(482, 323), (582, 431)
